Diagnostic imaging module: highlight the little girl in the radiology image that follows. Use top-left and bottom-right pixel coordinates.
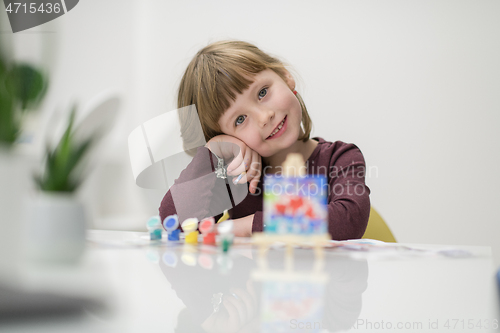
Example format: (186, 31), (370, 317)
(159, 40), (370, 239)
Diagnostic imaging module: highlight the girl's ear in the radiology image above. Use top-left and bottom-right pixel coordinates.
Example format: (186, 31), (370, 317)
(283, 70), (296, 91)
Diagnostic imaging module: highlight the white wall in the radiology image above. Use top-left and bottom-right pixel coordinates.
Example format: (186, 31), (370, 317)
(6, 1), (500, 265)
(4, 1), (153, 230)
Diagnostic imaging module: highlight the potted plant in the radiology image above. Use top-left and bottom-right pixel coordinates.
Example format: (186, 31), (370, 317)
(0, 44), (48, 273)
(26, 105), (95, 263)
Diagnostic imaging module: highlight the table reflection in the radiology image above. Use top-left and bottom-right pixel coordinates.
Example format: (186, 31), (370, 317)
(159, 246), (368, 333)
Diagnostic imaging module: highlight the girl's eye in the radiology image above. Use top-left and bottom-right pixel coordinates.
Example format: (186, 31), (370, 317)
(235, 115), (246, 126)
(258, 87), (268, 100)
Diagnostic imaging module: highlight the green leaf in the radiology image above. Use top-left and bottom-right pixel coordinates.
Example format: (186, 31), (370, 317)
(0, 58), (47, 145)
(0, 86), (17, 144)
(0, 60), (17, 144)
(35, 105), (96, 193)
(5, 64), (48, 111)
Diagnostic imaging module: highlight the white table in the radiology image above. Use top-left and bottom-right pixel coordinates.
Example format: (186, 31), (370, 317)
(1, 230), (499, 333)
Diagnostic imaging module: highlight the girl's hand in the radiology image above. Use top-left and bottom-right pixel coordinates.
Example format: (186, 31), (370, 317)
(230, 214), (254, 237)
(205, 135), (261, 194)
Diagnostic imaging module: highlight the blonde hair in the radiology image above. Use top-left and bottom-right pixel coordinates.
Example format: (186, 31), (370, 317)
(178, 40), (312, 149)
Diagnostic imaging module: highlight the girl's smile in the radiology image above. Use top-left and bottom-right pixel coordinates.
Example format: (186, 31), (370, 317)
(266, 115), (287, 140)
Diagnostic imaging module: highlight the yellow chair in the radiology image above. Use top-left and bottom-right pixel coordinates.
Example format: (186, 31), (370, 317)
(362, 207), (396, 242)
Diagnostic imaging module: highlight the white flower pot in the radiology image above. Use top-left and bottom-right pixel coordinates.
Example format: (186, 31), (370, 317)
(24, 192), (87, 264)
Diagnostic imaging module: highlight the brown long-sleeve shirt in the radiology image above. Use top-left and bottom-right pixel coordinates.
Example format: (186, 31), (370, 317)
(159, 137), (370, 240)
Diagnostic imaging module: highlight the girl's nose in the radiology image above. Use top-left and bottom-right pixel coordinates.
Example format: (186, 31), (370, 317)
(257, 107), (275, 127)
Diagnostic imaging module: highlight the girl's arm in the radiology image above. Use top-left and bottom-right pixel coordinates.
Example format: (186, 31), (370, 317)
(204, 135), (262, 236)
(159, 146), (224, 224)
(324, 143), (371, 240)
(224, 214), (254, 237)
(159, 135), (262, 230)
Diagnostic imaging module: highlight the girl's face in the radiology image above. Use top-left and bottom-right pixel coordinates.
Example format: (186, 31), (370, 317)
(217, 69), (302, 158)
